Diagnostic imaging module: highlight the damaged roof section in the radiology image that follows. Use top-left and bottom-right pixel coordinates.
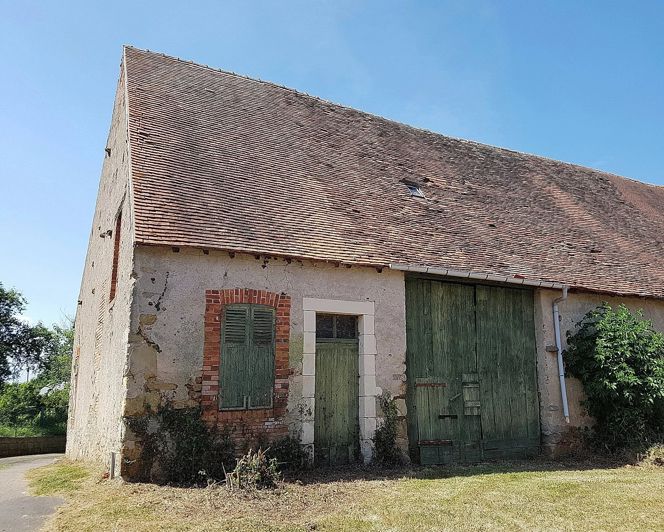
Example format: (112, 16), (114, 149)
(122, 46), (664, 299)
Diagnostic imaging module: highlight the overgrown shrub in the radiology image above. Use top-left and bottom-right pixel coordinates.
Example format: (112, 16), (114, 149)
(638, 444), (664, 467)
(266, 436), (308, 471)
(372, 392), (402, 465)
(565, 303), (664, 452)
(226, 448), (280, 490)
(125, 405), (235, 484)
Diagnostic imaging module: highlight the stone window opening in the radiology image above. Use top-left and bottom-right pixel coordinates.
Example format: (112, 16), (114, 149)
(109, 212), (122, 302)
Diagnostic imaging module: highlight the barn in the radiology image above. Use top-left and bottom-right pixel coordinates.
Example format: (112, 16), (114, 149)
(67, 46), (664, 476)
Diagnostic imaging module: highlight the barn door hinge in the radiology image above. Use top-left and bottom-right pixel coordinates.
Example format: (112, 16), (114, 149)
(419, 439), (453, 446)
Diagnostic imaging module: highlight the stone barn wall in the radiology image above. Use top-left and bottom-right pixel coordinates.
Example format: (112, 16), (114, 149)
(66, 65), (134, 466)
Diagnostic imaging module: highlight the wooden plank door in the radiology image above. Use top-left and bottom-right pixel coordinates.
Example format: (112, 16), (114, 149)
(314, 340), (359, 465)
(406, 278), (540, 464)
(406, 279), (480, 464)
(476, 285), (540, 458)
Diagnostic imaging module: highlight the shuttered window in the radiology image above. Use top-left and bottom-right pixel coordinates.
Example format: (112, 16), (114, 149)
(220, 304), (276, 410)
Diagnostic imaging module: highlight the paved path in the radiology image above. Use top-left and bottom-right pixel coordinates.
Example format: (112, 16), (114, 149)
(0, 454), (64, 532)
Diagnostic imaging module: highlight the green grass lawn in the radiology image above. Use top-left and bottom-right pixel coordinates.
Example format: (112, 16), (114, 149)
(28, 459), (664, 531)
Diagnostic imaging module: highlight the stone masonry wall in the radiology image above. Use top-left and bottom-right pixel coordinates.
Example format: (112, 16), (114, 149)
(66, 64), (134, 466)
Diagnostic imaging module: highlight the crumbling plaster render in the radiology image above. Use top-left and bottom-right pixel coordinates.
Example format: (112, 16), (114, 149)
(123, 247), (409, 454)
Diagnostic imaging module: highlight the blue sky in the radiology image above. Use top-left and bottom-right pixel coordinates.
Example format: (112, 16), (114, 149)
(1, 0), (662, 327)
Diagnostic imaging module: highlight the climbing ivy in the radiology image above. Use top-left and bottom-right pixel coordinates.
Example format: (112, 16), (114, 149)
(124, 404), (235, 484)
(372, 392), (403, 465)
(565, 304), (664, 452)
(266, 436), (308, 471)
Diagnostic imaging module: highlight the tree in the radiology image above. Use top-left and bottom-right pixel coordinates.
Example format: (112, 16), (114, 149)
(0, 283), (73, 435)
(38, 320), (73, 386)
(0, 381), (42, 434)
(1, 283), (54, 383)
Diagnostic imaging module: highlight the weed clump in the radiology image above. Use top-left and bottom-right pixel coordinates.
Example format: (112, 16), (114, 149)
(226, 448), (280, 490)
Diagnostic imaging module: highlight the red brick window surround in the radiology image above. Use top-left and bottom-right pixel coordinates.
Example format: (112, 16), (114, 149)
(202, 289), (290, 437)
(109, 213), (122, 302)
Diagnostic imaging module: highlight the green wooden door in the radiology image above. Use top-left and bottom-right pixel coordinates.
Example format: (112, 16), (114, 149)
(476, 285), (540, 458)
(406, 278), (540, 464)
(314, 340), (359, 465)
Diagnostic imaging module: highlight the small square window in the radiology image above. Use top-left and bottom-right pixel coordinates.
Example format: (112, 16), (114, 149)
(316, 314), (334, 339)
(335, 315), (358, 339)
(316, 314), (358, 340)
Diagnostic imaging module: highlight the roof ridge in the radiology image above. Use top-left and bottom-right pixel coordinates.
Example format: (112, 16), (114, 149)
(123, 44), (661, 189)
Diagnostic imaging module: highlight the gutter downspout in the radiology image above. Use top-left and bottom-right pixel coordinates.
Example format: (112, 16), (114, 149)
(553, 286), (570, 423)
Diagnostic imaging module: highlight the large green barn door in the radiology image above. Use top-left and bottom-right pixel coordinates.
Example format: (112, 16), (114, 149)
(406, 278), (540, 464)
(406, 279), (481, 464)
(476, 285), (540, 458)
(314, 330), (359, 466)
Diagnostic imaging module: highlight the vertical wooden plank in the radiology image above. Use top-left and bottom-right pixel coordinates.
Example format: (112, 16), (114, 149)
(405, 278), (432, 460)
(520, 289), (540, 445)
(476, 286), (496, 447)
(220, 305), (250, 409)
(410, 280), (479, 464)
(314, 341), (359, 465)
(476, 285), (539, 458)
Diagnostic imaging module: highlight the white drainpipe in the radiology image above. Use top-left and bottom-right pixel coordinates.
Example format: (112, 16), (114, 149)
(553, 286), (570, 423)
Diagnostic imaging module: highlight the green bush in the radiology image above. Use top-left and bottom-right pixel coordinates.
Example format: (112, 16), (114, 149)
(266, 436), (308, 471)
(372, 392), (402, 465)
(565, 303), (664, 451)
(125, 405), (235, 484)
(0, 381), (68, 436)
(226, 448), (280, 490)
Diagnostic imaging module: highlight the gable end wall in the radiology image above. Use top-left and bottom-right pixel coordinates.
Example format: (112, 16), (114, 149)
(66, 63), (135, 466)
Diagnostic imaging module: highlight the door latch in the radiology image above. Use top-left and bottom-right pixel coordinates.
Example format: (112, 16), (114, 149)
(438, 414), (458, 419)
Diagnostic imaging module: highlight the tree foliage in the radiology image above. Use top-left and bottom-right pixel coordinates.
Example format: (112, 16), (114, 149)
(0, 282), (55, 382)
(39, 321), (74, 386)
(565, 304), (664, 451)
(0, 281), (73, 435)
(0, 380), (68, 435)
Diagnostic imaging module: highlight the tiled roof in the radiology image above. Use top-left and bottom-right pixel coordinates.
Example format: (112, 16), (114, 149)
(123, 46), (664, 299)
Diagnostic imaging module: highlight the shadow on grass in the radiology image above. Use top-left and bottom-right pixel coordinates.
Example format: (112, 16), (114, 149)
(285, 455), (635, 486)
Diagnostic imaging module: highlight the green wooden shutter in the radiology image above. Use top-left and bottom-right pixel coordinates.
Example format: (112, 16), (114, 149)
(219, 303), (275, 410)
(248, 305), (275, 408)
(220, 305), (250, 409)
